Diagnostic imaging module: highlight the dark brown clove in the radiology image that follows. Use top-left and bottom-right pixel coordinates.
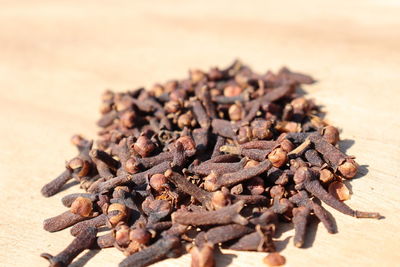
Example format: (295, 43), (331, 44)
(41, 227), (97, 267)
(90, 160), (173, 193)
(289, 190), (336, 235)
(229, 225), (275, 252)
(119, 235), (181, 267)
(211, 119), (237, 139)
(192, 159), (246, 176)
(70, 214), (107, 236)
(172, 201), (247, 226)
(142, 197), (172, 224)
(43, 211), (98, 232)
(61, 193), (97, 207)
(191, 99), (211, 129)
(211, 135), (225, 158)
(204, 160), (272, 191)
(292, 206), (311, 248)
(309, 134), (358, 179)
(41, 169), (73, 197)
(231, 194), (269, 206)
(165, 170), (214, 210)
(304, 149), (324, 167)
(90, 149), (116, 179)
(204, 224), (253, 245)
(192, 128), (209, 152)
(294, 167), (380, 219)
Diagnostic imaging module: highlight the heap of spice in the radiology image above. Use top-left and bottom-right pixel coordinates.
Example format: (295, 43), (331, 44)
(40, 60), (381, 267)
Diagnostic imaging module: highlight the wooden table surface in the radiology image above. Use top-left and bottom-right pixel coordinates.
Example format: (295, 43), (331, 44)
(1, 1), (399, 266)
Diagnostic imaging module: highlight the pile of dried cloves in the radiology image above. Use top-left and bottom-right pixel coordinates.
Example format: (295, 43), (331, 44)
(41, 60), (381, 267)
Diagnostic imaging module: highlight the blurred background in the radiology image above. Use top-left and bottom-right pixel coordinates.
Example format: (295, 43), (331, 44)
(0, 1), (399, 266)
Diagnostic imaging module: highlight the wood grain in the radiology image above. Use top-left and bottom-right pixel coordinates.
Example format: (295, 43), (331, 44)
(0, 1), (399, 266)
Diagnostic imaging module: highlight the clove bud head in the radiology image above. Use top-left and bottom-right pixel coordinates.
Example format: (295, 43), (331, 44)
(150, 83), (165, 97)
(149, 174), (168, 192)
(321, 125), (340, 145)
(211, 190), (230, 209)
(176, 136), (196, 151)
(291, 97), (309, 112)
(293, 167), (313, 185)
(338, 158), (358, 179)
(251, 119), (273, 140)
(237, 126), (253, 144)
(134, 135), (156, 158)
(70, 134), (86, 146)
(268, 148), (288, 168)
(129, 228), (151, 245)
(246, 176), (265, 195)
(328, 181), (350, 201)
(204, 172), (219, 192)
(319, 168), (334, 184)
(228, 104), (243, 121)
(164, 100), (181, 113)
(177, 113), (194, 129)
(68, 158), (91, 177)
(279, 138), (294, 153)
(115, 224), (131, 247)
(125, 158), (140, 174)
(270, 185), (285, 199)
(120, 110), (136, 128)
(70, 197), (93, 217)
(107, 203), (128, 226)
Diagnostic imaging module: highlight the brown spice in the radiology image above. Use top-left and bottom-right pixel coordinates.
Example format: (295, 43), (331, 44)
(328, 181), (351, 201)
(40, 60), (381, 267)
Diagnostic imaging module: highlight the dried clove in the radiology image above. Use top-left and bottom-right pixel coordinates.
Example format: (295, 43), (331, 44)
(61, 193), (97, 207)
(292, 206), (311, 248)
(228, 225), (275, 252)
(172, 201), (247, 226)
(41, 227), (97, 267)
(43, 211), (98, 233)
(119, 235), (181, 267)
(294, 167), (380, 218)
(41, 169), (73, 197)
(204, 224), (254, 245)
(204, 160), (272, 191)
(70, 214), (107, 236)
(309, 134), (358, 179)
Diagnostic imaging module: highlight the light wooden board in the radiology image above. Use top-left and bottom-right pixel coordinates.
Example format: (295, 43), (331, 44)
(1, 1), (399, 266)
